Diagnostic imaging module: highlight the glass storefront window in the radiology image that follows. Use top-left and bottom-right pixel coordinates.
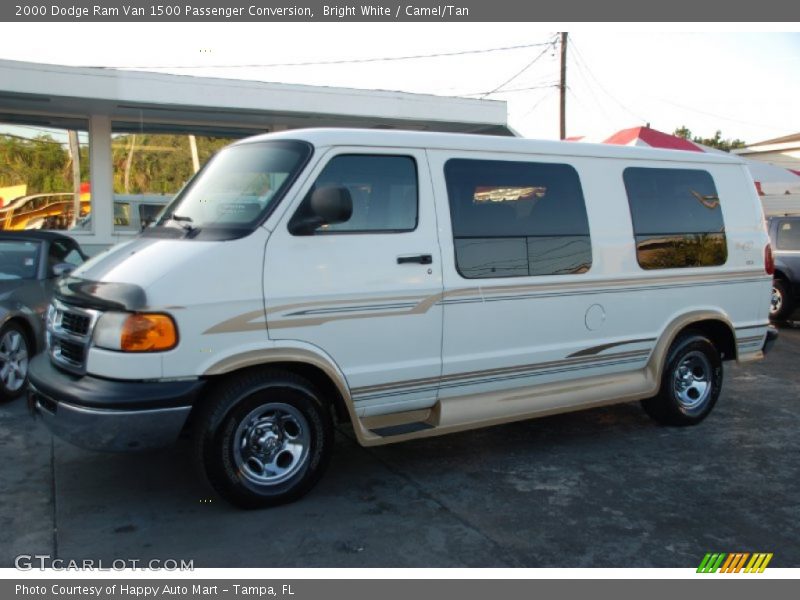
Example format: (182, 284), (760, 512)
(0, 117), (90, 231)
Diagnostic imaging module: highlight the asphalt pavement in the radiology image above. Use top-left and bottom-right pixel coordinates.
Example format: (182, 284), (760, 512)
(2, 325), (798, 568)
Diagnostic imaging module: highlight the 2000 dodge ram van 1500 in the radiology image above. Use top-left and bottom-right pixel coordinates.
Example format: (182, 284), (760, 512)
(28, 129), (777, 508)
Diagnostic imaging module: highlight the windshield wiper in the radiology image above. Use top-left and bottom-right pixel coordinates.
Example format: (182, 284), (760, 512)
(164, 212), (193, 223)
(161, 212), (199, 236)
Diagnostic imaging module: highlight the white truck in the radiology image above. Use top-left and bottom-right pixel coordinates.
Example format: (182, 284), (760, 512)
(28, 129), (777, 508)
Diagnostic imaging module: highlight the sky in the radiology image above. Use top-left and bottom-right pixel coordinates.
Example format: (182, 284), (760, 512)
(0, 24), (797, 144)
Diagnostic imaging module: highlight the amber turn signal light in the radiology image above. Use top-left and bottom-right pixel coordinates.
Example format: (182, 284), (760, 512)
(120, 313), (178, 352)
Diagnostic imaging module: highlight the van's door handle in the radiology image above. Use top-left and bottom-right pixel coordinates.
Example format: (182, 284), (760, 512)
(397, 254), (433, 265)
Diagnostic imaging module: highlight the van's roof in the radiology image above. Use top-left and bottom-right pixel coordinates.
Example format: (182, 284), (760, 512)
(236, 128), (744, 166)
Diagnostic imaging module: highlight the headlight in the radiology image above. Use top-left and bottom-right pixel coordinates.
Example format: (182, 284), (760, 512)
(94, 312), (178, 352)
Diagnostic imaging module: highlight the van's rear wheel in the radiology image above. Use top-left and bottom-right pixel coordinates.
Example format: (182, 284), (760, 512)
(641, 332), (722, 426)
(194, 369), (334, 509)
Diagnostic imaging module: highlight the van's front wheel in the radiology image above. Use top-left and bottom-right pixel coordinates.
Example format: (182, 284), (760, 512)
(641, 332), (722, 426)
(195, 369), (334, 509)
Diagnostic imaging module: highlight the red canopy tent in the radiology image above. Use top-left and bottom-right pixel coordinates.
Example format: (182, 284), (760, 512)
(596, 126), (800, 198)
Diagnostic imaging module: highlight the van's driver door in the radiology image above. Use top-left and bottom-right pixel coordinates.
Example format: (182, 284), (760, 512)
(264, 147), (443, 418)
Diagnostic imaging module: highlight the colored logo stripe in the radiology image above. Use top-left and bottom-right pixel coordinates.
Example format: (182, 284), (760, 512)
(697, 553), (773, 573)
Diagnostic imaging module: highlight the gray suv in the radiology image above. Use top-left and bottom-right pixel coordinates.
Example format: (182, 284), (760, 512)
(768, 215), (800, 321)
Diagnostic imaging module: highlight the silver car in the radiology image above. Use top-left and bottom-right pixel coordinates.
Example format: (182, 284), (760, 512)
(0, 231), (87, 401)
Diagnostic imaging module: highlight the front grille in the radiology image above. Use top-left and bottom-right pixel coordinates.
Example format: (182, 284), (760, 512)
(47, 300), (101, 375)
(57, 339), (85, 364)
(60, 312), (91, 336)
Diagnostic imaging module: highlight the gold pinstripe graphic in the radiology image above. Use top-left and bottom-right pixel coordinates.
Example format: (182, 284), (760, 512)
(567, 338), (655, 358)
(351, 348), (651, 399)
(203, 270), (769, 334)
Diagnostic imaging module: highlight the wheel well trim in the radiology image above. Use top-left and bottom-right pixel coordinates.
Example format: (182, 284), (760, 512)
(1, 312), (39, 354)
(202, 346), (373, 443)
(647, 310), (737, 387)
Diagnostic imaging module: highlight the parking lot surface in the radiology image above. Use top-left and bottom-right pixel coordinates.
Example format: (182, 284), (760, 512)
(2, 326), (799, 568)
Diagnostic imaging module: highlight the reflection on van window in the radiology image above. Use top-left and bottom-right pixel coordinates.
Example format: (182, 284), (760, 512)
(445, 159), (592, 278)
(624, 167), (726, 269)
(291, 155), (418, 234)
(777, 220), (800, 251)
(474, 186), (546, 203)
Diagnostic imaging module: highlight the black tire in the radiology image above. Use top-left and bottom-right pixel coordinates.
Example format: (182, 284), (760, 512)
(0, 321), (32, 402)
(193, 368), (334, 509)
(770, 279), (793, 322)
(641, 331), (722, 426)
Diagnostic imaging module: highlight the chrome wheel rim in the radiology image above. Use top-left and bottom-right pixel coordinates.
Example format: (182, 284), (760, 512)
(0, 330), (28, 392)
(770, 286), (783, 315)
(673, 351), (712, 412)
(233, 402), (310, 486)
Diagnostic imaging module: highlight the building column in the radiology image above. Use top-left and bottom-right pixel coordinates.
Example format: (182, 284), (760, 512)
(88, 114), (113, 246)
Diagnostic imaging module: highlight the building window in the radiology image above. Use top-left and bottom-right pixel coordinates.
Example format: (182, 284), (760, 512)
(0, 117), (89, 231)
(290, 155), (418, 234)
(444, 158), (592, 278)
(108, 123), (245, 232)
(776, 220), (800, 251)
(624, 167), (727, 270)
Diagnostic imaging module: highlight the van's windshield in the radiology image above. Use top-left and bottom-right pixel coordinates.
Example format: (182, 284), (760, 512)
(147, 140), (312, 240)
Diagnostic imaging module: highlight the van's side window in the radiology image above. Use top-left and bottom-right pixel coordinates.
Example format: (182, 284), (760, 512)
(290, 154), (418, 234)
(776, 220), (800, 251)
(623, 167), (726, 270)
(444, 159), (592, 278)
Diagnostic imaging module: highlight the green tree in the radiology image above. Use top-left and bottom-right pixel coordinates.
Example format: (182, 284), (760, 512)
(673, 126), (746, 152)
(111, 134), (234, 195)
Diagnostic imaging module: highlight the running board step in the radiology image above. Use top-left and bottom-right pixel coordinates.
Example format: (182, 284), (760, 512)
(362, 407), (438, 438)
(370, 421), (435, 437)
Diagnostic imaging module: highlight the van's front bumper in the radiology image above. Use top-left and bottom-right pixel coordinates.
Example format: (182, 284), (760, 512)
(27, 354), (205, 452)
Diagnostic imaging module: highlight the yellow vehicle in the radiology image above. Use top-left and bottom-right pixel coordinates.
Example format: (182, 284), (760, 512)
(0, 193), (90, 231)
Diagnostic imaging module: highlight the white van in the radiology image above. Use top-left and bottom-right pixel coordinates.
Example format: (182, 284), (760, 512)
(28, 129), (777, 508)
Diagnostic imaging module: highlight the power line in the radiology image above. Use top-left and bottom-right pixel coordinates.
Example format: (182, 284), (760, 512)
(566, 49), (612, 123)
(480, 38), (558, 98)
(87, 41), (557, 70)
(0, 132), (68, 146)
(461, 82), (559, 97)
(642, 94), (786, 132)
(570, 38), (646, 123)
(518, 87), (558, 120)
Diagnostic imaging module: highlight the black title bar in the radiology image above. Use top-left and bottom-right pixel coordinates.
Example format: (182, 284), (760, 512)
(3, 0), (800, 21)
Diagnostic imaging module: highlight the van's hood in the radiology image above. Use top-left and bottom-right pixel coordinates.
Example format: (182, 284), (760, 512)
(59, 236), (264, 311)
(55, 228), (270, 311)
(74, 237), (221, 288)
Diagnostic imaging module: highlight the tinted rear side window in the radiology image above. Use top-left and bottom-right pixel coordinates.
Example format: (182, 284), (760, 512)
(445, 159), (592, 278)
(776, 220), (800, 251)
(624, 167), (726, 270)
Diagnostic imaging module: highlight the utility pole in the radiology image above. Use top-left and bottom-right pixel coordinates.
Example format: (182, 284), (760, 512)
(559, 32), (568, 140)
(123, 134), (136, 194)
(189, 135), (200, 174)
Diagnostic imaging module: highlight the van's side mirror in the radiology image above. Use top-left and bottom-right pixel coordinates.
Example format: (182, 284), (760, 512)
(289, 185), (353, 235)
(51, 262), (76, 278)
